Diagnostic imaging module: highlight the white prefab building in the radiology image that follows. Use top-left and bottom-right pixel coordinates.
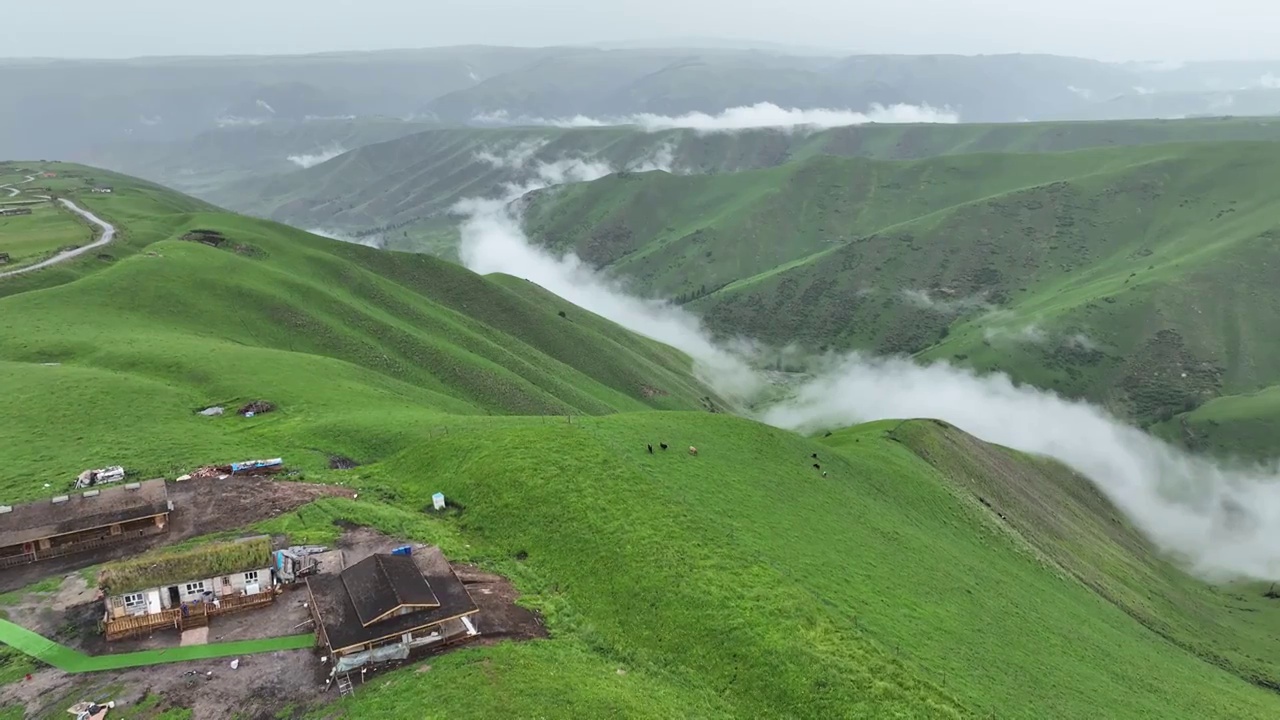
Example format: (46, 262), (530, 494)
(115, 565), (272, 615)
(100, 535), (278, 640)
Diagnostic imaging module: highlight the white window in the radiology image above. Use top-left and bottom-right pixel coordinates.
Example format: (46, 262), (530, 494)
(122, 593), (146, 610)
(243, 571), (259, 583)
(185, 581), (205, 595)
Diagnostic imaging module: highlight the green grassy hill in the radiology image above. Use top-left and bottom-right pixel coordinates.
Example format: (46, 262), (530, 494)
(301, 414), (1280, 719)
(3, 163), (1280, 719)
(523, 142), (1280, 442)
(0, 203), (91, 271)
(0, 162), (720, 498)
(210, 117), (1280, 253)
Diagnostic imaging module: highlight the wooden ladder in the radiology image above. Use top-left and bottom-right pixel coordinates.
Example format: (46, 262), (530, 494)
(337, 673), (355, 697)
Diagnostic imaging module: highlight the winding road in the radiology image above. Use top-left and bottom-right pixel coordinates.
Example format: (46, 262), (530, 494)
(0, 174), (36, 198)
(0, 198), (117, 279)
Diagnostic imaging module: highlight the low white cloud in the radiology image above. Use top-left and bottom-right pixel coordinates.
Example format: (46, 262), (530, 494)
(470, 143), (617, 204)
(473, 139), (550, 170)
(453, 148), (762, 400)
(1133, 86), (1156, 95)
(1066, 85), (1094, 100)
(138, 115), (163, 126)
(458, 206), (763, 401)
(762, 354), (1280, 582)
(1135, 59), (1186, 72)
(287, 144), (348, 169)
(214, 115), (266, 128)
(308, 227), (385, 249)
(983, 322), (1101, 351)
(901, 288), (993, 315)
(983, 323), (1048, 344)
(626, 140), (679, 173)
(449, 153), (1280, 582)
(255, 99), (277, 115)
(473, 101), (959, 133)
(1256, 74), (1280, 90)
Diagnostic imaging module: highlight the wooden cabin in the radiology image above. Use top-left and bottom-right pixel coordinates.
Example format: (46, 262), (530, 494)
(0, 479), (171, 569)
(306, 546), (479, 678)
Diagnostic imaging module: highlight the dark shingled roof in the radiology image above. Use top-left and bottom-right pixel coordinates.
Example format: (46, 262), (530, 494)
(341, 553), (440, 626)
(0, 479), (170, 549)
(309, 547), (477, 653)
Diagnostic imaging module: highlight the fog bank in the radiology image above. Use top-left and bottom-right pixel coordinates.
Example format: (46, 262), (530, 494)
(473, 101), (960, 132)
(288, 143), (347, 168)
(449, 146), (1280, 583)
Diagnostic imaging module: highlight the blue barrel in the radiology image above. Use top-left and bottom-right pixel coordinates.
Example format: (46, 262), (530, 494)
(391, 545), (412, 556)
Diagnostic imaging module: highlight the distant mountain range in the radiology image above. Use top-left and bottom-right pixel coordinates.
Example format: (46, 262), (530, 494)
(9, 45), (1280, 162)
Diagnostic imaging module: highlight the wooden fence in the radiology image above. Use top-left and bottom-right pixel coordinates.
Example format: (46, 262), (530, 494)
(103, 589), (276, 641)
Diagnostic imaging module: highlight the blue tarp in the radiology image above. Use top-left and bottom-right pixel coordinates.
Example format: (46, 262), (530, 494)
(230, 458), (283, 473)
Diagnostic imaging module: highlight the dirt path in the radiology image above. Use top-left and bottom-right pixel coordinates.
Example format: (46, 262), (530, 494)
(0, 478), (354, 593)
(0, 174), (36, 197)
(0, 198), (115, 278)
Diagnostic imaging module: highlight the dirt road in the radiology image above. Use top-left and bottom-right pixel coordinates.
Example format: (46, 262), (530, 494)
(0, 174), (35, 197)
(0, 197), (116, 278)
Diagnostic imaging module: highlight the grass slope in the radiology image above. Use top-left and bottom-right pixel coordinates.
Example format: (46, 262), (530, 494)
(314, 414), (1280, 719)
(170, 418), (1280, 719)
(0, 203), (91, 270)
(882, 420), (1280, 692)
(1152, 384), (1280, 458)
(213, 117), (1280, 248)
(525, 142), (1280, 442)
(0, 162), (719, 501)
(3, 164), (1280, 719)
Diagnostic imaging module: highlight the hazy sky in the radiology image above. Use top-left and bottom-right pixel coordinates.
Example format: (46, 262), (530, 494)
(4, 0), (1277, 62)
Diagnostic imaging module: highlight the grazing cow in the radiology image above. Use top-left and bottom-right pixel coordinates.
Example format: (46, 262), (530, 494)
(812, 463), (821, 470)
(688, 446), (698, 456)
(822, 471), (828, 478)
(647, 444), (654, 454)
(810, 453), (818, 459)
(660, 443), (668, 450)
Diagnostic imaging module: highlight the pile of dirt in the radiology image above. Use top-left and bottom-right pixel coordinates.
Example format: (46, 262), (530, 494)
(453, 563), (547, 644)
(167, 477), (353, 538)
(238, 400), (275, 416)
(328, 455), (359, 470)
(187, 466), (229, 480)
(639, 384), (668, 399)
(180, 229), (264, 258)
(181, 229), (227, 247)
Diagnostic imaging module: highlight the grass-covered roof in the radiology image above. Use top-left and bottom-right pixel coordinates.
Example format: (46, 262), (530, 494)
(99, 535), (272, 595)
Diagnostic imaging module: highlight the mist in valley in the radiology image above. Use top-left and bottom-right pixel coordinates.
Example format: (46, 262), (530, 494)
(452, 144), (1280, 584)
(472, 102), (961, 131)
